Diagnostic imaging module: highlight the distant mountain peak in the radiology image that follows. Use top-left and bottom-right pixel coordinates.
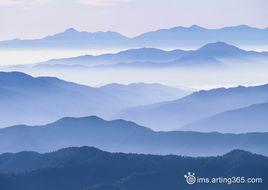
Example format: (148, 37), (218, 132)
(201, 41), (236, 48)
(190, 25), (205, 29)
(64, 28), (79, 33)
(232, 25), (254, 29)
(201, 41), (240, 50)
(223, 149), (261, 159)
(57, 146), (105, 154)
(236, 24), (251, 28)
(119, 47), (166, 53)
(169, 25), (205, 31)
(54, 116), (105, 125)
(195, 41), (246, 56)
(0, 71), (33, 81)
(49, 116), (147, 130)
(220, 25), (264, 31)
(44, 28), (128, 41)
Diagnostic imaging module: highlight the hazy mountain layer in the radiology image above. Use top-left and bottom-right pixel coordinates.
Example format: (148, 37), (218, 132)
(116, 83), (268, 131)
(182, 102), (268, 133)
(40, 48), (190, 67)
(1, 25), (268, 49)
(99, 83), (190, 106)
(36, 42), (268, 68)
(0, 71), (187, 127)
(0, 116), (267, 156)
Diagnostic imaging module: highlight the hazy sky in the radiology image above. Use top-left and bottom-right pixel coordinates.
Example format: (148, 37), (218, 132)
(0, 0), (268, 40)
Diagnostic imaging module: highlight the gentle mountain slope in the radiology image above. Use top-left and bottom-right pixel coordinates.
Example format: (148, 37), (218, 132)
(99, 83), (190, 105)
(0, 147), (267, 190)
(116, 84), (268, 131)
(0, 71), (116, 127)
(182, 102), (268, 133)
(0, 72), (187, 127)
(0, 116), (268, 156)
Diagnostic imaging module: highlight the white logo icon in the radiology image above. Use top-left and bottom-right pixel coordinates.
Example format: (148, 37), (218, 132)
(184, 172), (196, 185)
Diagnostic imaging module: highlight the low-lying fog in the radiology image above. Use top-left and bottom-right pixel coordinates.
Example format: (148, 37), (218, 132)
(1, 48), (268, 90)
(0, 49), (124, 66)
(1, 66), (267, 90)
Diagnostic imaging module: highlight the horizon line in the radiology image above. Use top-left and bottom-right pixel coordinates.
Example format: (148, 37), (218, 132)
(1, 24), (268, 41)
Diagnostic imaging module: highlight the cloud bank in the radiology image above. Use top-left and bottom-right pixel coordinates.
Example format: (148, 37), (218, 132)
(78, 0), (129, 6)
(0, 0), (129, 6)
(0, 0), (50, 6)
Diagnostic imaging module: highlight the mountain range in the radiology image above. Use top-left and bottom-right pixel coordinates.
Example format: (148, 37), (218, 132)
(36, 42), (268, 69)
(0, 71), (188, 127)
(2, 71), (268, 133)
(0, 146), (267, 190)
(116, 83), (268, 132)
(39, 47), (189, 67)
(0, 116), (267, 156)
(0, 25), (268, 49)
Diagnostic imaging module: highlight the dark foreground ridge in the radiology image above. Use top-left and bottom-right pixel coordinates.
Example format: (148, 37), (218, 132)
(0, 147), (267, 190)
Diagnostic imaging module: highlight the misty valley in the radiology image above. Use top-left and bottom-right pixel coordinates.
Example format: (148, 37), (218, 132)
(0, 24), (268, 190)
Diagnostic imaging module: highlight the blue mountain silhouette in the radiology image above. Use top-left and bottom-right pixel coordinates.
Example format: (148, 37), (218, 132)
(0, 116), (267, 156)
(1, 25), (268, 49)
(0, 71), (187, 127)
(182, 102), (268, 133)
(38, 42), (268, 68)
(117, 84), (268, 131)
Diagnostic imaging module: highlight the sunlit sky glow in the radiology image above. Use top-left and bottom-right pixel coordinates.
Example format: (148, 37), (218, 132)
(0, 0), (267, 40)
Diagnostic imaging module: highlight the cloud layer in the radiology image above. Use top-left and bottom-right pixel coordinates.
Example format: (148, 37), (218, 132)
(78, 0), (129, 6)
(0, 0), (50, 6)
(0, 0), (129, 6)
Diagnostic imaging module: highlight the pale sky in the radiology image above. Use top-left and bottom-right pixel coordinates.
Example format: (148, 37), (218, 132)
(0, 0), (268, 40)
